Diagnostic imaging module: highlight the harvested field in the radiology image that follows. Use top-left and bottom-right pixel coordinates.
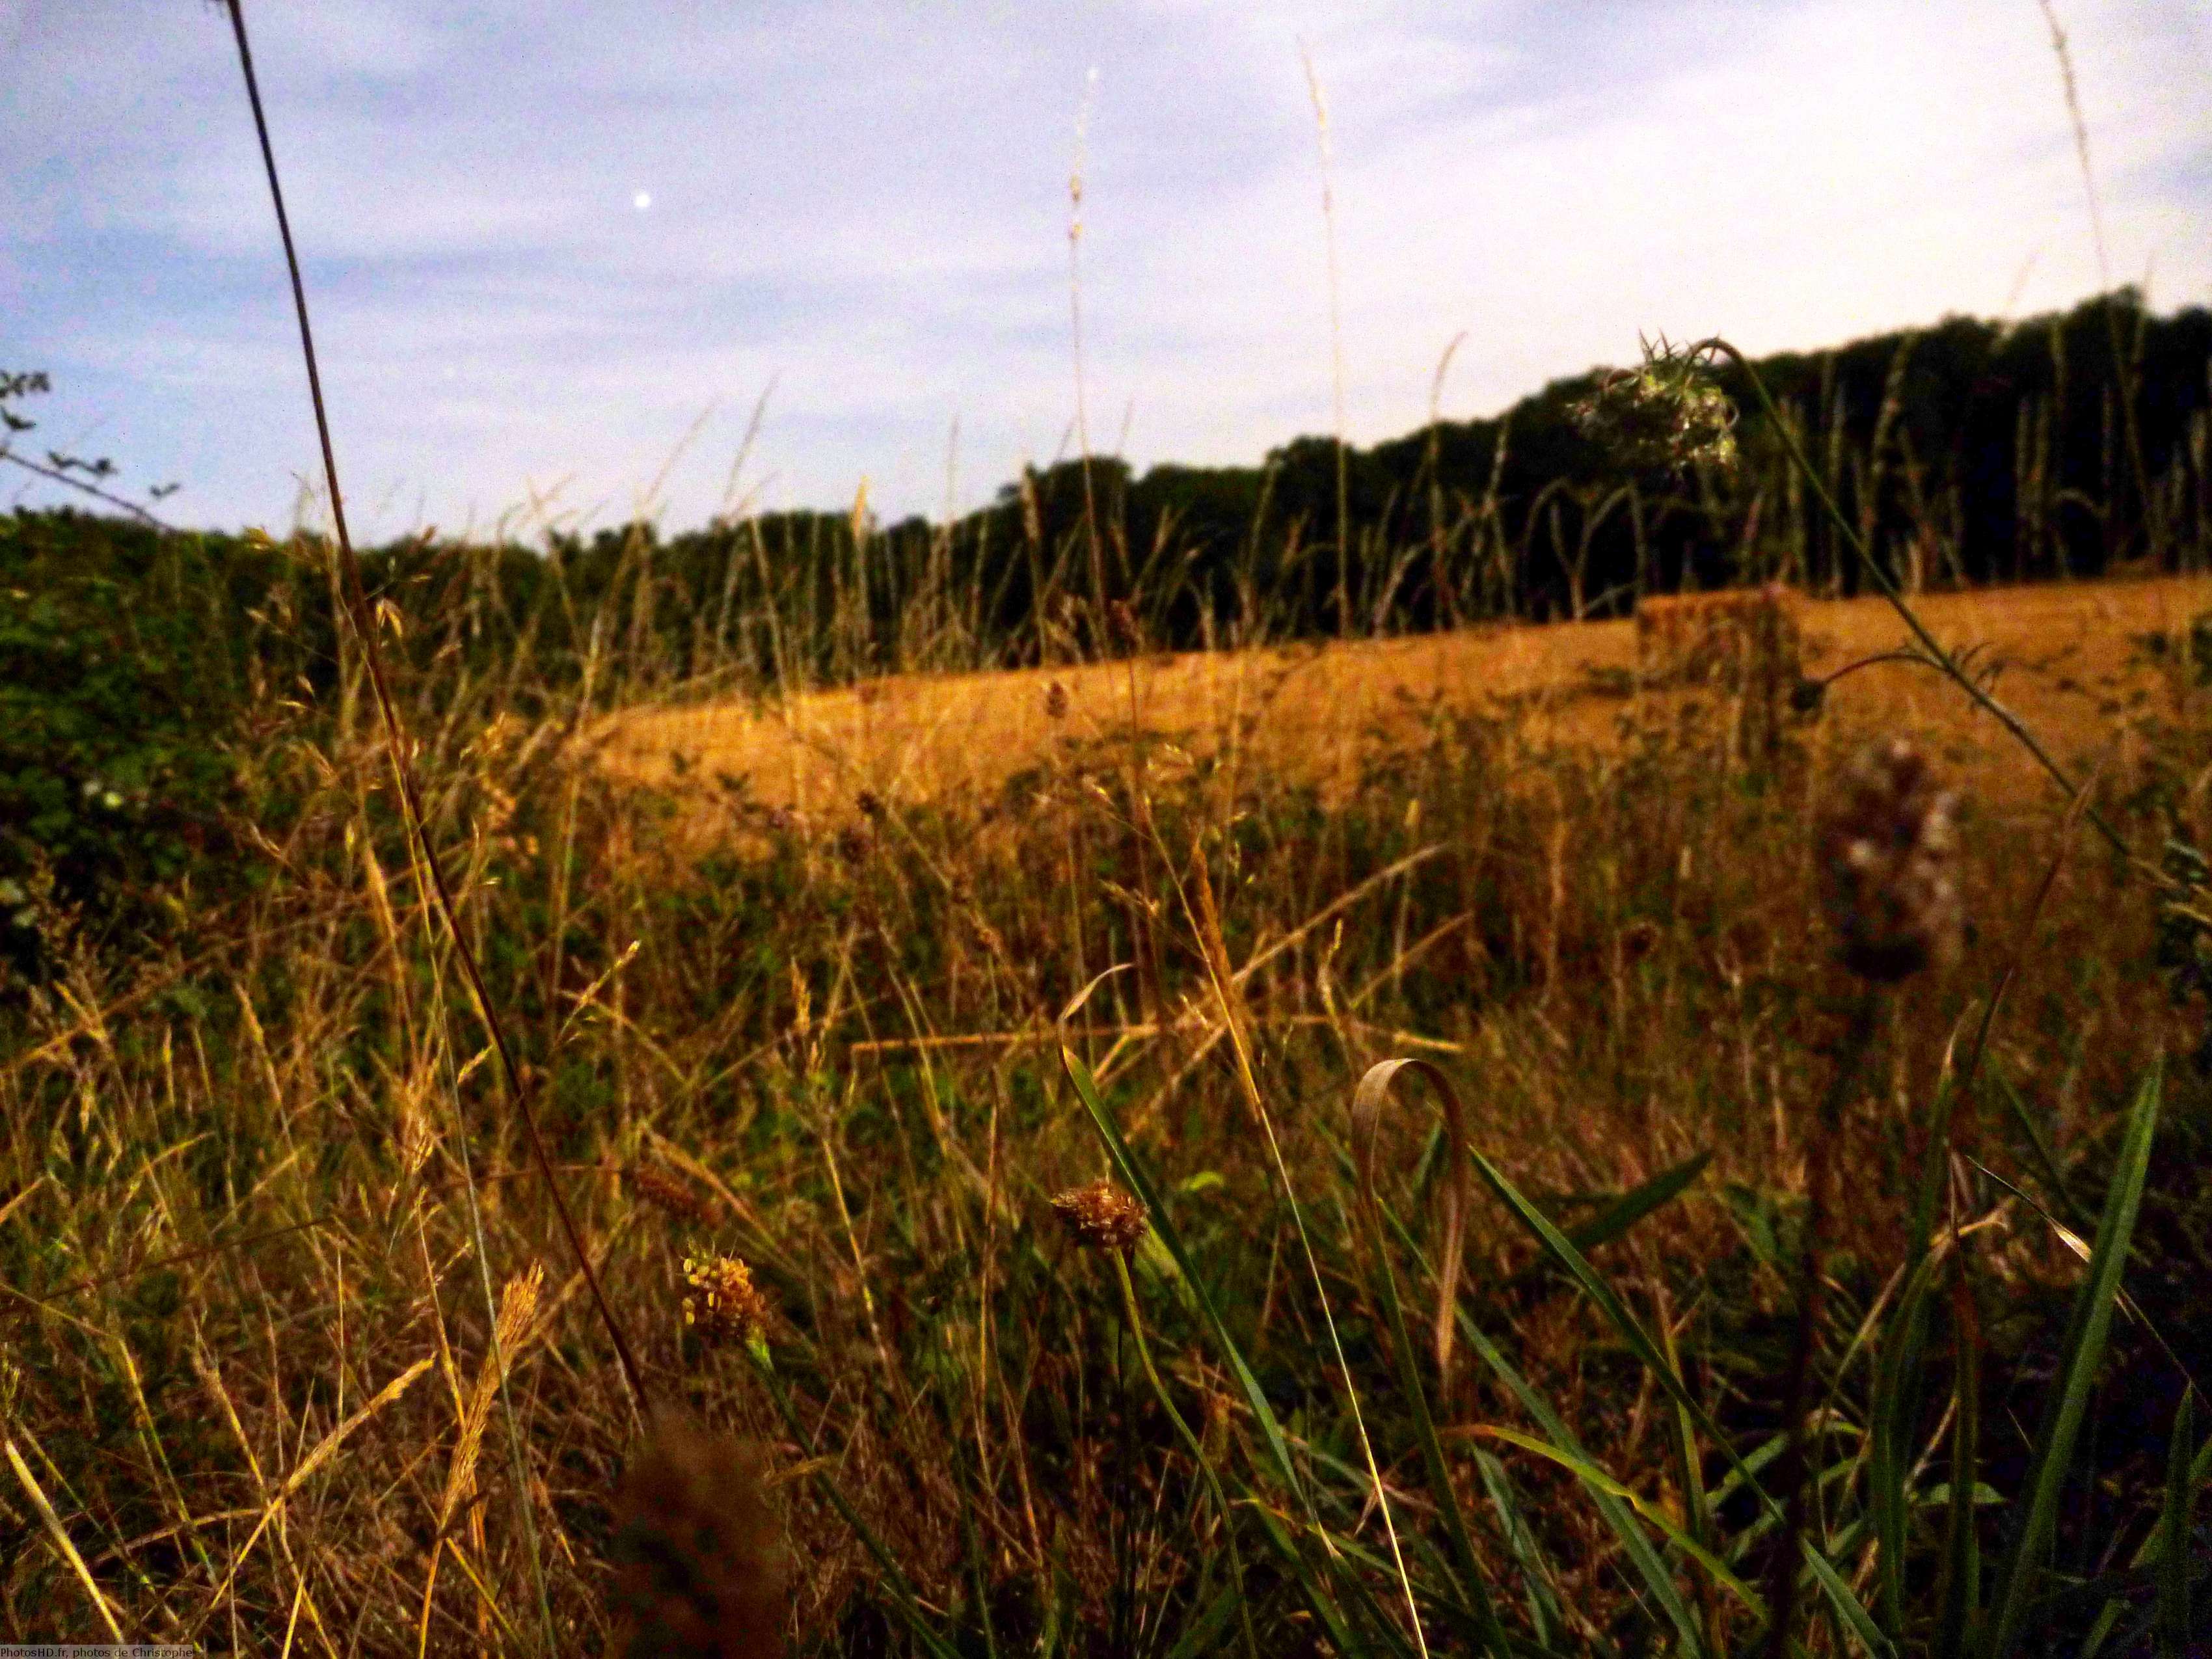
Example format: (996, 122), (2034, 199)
(602, 573), (2212, 824)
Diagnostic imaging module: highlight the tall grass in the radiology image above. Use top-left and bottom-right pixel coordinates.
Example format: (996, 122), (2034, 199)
(1, 6), (2207, 1656)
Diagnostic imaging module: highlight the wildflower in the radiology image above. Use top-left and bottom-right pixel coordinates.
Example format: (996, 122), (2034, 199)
(1818, 737), (1963, 982)
(1574, 334), (1738, 476)
(682, 1255), (771, 1351)
(610, 1414), (789, 1659)
(1050, 1178), (1148, 1256)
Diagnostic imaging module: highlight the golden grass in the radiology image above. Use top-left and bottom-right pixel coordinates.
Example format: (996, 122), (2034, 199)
(601, 574), (2212, 828)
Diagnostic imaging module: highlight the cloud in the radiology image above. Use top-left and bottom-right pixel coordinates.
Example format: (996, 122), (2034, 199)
(4, 0), (2206, 541)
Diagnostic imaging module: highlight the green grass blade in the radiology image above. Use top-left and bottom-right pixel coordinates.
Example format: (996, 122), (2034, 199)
(1937, 1265), (1982, 1659)
(1245, 1497), (1365, 1656)
(2157, 1386), (2196, 1659)
(1062, 1040), (1379, 1649)
(1563, 1151), (1715, 1256)
(1991, 1062), (2097, 1235)
(1343, 1079), (1518, 1658)
(750, 1356), (964, 1659)
(1164, 1578), (1246, 1659)
(1462, 1425), (1766, 1618)
(1656, 1293), (1724, 1654)
(1354, 1060), (1707, 1654)
(1984, 1059), (2163, 1659)
(1318, 1524), (1582, 1659)
(1362, 1238), (1517, 1656)
(1454, 1309), (1710, 1656)
(1474, 1450), (1569, 1651)
(1059, 1039), (1310, 1515)
(1872, 1248), (1944, 1636)
(1463, 1129), (1895, 1656)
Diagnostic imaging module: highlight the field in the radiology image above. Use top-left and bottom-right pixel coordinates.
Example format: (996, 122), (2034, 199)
(7, 548), (2211, 1654)
(6, 14), (2210, 1647)
(606, 574), (2212, 824)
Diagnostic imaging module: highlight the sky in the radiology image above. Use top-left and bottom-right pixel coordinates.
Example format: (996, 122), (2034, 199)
(3, 0), (2209, 543)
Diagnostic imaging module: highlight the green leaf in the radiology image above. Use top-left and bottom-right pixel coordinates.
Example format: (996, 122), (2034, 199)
(1984, 1060), (2163, 1659)
(1564, 1151), (1715, 1256)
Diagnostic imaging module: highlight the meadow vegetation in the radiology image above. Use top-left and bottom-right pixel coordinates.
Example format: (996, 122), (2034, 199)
(4, 8), (2212, 1656)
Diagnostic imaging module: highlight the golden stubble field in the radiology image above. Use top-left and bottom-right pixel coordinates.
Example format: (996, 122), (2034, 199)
(600, 573), (2212, 826)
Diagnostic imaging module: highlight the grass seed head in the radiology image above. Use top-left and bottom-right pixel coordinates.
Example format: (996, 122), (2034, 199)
(610, 1414), (789, 1658)
(630, 1165), (721, 1229)
(682, 1254), (771, 1350)
(1819, 736), (1963, 983)
(1050, 1177), (1148, 1255)
(1044, 679), (1070, 720)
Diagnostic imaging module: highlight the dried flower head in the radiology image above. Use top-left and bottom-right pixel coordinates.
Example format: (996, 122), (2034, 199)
(1044, 679), (1070, 721)
(682, 1255), (771, 1349)
(1619, 917), (1662, 967)
(1049, 1178), (1148, 1255)
(630, 1166), (721, 1229)
(610, 1414), (789, 1658)
(1105, 598), (1140, 651)
(1819, 737), (1963, 983)
(856, 789), (885, 821)
(1574, 334), (1738, 476)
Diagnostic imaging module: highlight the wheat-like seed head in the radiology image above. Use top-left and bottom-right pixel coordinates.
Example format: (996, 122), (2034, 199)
(628, 1165), (720, 1229)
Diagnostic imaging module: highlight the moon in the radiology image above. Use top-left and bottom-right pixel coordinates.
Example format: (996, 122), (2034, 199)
(632, 190), (653, 212)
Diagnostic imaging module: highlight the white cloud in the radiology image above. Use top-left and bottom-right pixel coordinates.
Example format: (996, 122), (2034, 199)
(3, 0), (2206, 540)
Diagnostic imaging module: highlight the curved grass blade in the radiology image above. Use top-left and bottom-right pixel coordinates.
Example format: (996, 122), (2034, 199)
(1107, 1251), (1262, 1659)
(1164, 1579), (1247, 1659)
(1357, 1064), (1709, 1656)
(1984, 1060), (2162, 1659)
(1318, 1524), (1580, 1659)
(2084, 1422), (2212, 1657)
(1059, 1034), (1308, 1513)
(1245, 1496), (1364, 1656)
(1656, 1289), (1725, 1655)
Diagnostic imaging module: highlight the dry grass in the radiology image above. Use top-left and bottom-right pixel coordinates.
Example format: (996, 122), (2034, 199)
(602, 574), (2212, 831)
(6, 560), (2204, 1652)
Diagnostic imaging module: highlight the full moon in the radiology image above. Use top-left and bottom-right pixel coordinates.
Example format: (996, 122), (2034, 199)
(632, 190), (652, 211)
